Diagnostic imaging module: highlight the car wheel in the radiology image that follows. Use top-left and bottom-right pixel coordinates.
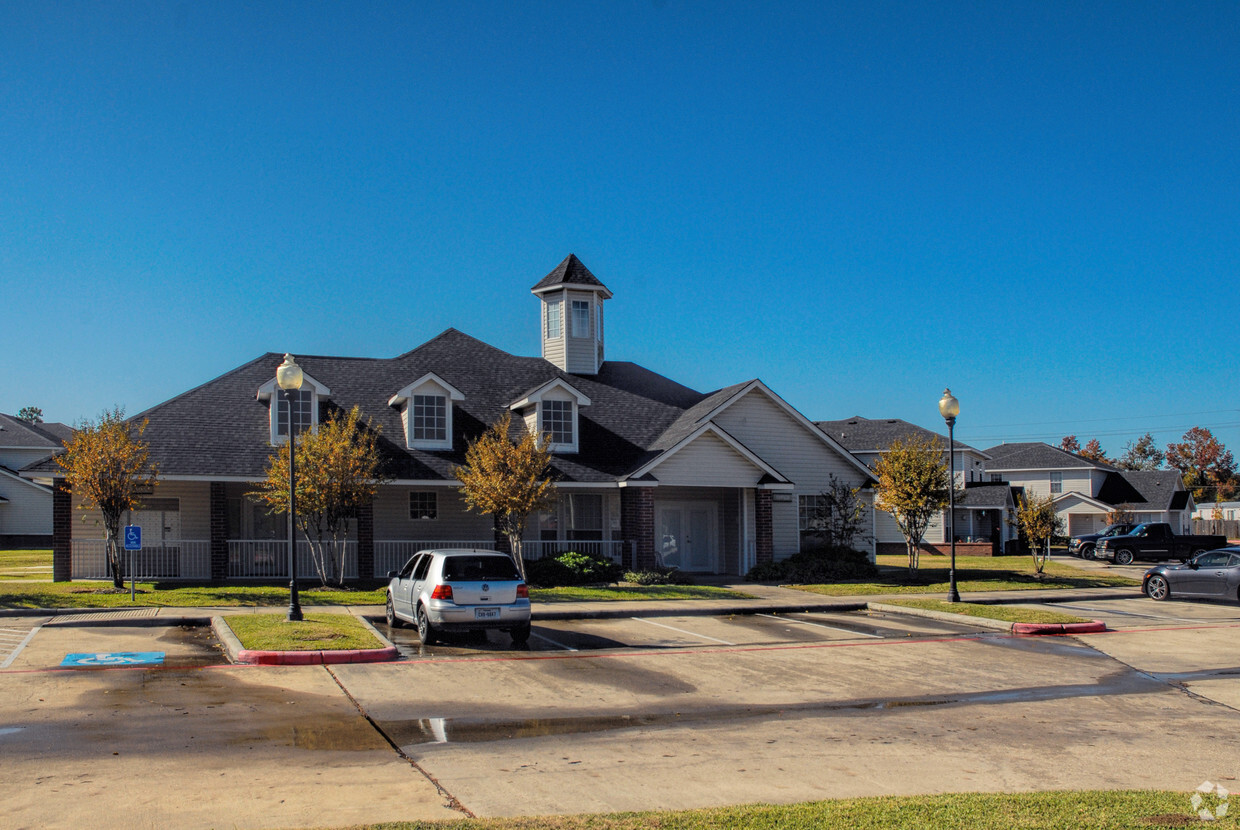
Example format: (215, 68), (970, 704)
(1115, 549), (1135, 566)
(416, 604), (437, 646)
(385, 594), (401, 628)
(509, 622), (531, 645)
(1145, 574), (1170, 601)
(1192, 548), (1206, 557)
(1081, 545), (1095, 561)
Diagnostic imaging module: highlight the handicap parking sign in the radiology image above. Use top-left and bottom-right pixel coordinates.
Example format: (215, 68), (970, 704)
(61, 652), (165, 667)
(124, 525), (141, 550)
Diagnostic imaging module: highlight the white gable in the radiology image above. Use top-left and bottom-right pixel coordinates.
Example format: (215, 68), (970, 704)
(646, 430), (772, 488)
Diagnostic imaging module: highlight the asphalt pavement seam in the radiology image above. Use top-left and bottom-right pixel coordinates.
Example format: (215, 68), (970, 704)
(323, 664), (476, 819)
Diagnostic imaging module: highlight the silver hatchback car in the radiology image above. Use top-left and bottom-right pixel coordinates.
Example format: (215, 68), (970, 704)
(386, 549), (532, 645)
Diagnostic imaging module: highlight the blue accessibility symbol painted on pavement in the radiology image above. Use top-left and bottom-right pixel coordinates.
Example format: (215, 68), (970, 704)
(61, 652), (165, 667)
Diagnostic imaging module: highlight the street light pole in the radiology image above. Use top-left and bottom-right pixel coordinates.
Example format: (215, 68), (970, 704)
(939, 389), (961, 603)
(277, 354), (304, 622)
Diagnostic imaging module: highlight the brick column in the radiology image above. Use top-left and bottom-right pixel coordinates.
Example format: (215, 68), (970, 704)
(210, 482), (228, 582)
(621, 486), (655, 570)
(52, 479), (72, 582)
(357, 499), (374, 580)
(492, 516), (512, 555)
(755, 489), (773, 564)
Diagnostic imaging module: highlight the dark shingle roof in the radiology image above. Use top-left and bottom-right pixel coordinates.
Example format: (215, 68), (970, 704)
(530, 253), (611, 294)
(1109, 470), (1189, 511)
(27, 328), (712, 484)
(957, 483), (1014, 509)
(0, 413), (71, 450)
(983, 442), (1117, 472)
(815, 416), (981, 454)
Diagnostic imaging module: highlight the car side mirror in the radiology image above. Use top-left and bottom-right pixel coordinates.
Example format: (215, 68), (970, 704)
(387, 570), (397, 579)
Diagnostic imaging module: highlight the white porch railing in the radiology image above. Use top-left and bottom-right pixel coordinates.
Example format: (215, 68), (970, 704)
(70, 539), (211, 581)
(520, 540), (627, 565)
(227, 540), (358, 581)
(373, 540), (494, 577)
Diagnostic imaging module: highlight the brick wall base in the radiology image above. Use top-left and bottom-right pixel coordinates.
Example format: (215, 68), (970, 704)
(210, 482), (228, 582)
(620, 487), (655, 570)
(357, 500), (374, 580)
(53, 479), (72, 582)
(755, 490), (773, 564)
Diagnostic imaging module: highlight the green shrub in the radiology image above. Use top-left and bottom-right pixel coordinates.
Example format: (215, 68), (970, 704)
(623, 566), (691, 585)
(745, 545), (877, 583)
(524, 550), (623, 587)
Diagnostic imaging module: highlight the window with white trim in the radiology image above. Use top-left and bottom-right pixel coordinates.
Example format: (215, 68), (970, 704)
(412, 395), (447, 442)
(409, 491), (438, 520)
(991, 473), (1002, 482)
(542, 400), (573, 445)
(276, 390), (314, 436)
(571, 300), (590, 337)
(565, 494), (603, 541)
(546, 300), (562, 338)
(1050, 472), (1062, 494)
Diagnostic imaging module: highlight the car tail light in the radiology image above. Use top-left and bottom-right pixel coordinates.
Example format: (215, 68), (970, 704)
(430, 584), (453, 601)
(516, 583), (529, 599)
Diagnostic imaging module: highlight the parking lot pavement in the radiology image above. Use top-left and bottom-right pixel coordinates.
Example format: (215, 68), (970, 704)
(376, 609), (993, 659)
(0, 617), (48, 669)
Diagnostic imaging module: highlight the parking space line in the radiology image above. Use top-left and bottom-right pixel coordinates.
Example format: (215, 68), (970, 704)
(530, 631), (577, 652)
(631, 617), (735, 645)
(0, 627), (41, 670)
(757, 613), (883, 638)
(1047, 603), (1215, 625)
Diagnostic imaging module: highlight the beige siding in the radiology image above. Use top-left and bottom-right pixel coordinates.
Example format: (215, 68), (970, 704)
(541, 293), (567, 368)
(772, 497), (798, 558)
(0, 447), (57, 470)
(372, 486), (493, 540)
(874, 506), (946, 544)
(1002, 470), (1093, 499)
(561, 290), (597, 374)
(651, 432), (766, 487)
(70, 480), (211, 540)
(0, 476), (52, 534)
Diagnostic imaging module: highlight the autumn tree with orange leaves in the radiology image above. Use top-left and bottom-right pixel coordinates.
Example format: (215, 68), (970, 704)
(56, 408), (159, 588)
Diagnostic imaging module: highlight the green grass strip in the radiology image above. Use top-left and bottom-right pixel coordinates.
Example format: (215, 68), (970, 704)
(881, 599), (1090, 624)
(0, 580), (386, 609)
(336, 789), (1232, 829)
(224, 612), (385, 651)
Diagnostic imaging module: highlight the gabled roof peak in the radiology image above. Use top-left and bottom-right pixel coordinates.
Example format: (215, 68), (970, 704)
(531, 253), (613, 298)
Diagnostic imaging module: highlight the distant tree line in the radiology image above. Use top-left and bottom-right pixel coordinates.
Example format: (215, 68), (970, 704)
(1059, 427), (1235, 504)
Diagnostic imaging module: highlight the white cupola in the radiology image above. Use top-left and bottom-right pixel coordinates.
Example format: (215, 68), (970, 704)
(531, 253), (612, 375)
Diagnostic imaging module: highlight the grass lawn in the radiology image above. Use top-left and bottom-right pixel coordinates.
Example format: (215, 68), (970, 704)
(0, 580), (387, 609)
(336, 790), (1228, 829)
(0, 550), (53, 581)
(223, 612), (386, 651)
(787, 555), (1140, 597)
(531, 585), (753, 602)
(881, 598), (1091, 625)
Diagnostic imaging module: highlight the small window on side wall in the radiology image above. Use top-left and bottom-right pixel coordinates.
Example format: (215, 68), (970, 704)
(410, 491), (438, 520)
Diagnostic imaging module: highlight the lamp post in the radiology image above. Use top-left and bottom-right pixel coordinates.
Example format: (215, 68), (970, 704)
(938, 388), (961, 603)
(276, 354), (304, 622)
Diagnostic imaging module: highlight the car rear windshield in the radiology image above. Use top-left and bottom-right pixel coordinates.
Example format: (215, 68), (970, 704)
(442, 555), (521, 582)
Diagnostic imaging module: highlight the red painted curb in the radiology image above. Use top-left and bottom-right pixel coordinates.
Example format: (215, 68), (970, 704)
(235, 647), (397, 666)
(1012, 620), (1107, 635)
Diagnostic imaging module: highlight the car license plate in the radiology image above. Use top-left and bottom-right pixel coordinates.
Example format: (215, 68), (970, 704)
(475, 607), (500, 619)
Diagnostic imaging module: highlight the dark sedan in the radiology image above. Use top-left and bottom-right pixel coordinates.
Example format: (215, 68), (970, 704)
(1143, 548), (1240, 603)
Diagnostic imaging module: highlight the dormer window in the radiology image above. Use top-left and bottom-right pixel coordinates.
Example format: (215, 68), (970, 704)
(571, 299), (590, 337)
(276, 390), (314, 436)
(412, 395), (447, 443)
(543, 399), (574, 445)
(508, 377), (591, 454)
(257, 368), (331, 445)
(388, 373), (464, 451)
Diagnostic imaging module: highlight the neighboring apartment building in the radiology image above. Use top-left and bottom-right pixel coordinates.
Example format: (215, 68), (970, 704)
(0, 413), (71, 548)
(815, 417), (1018, 556)
(29, 255), (876, 582)
(982, 442), (1194, 535)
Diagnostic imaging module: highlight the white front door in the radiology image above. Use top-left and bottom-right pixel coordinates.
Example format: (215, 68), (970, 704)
(656, 503), (716, 572)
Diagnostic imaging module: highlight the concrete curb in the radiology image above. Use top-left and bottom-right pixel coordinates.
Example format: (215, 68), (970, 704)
(211, 615), (399, 666)
(868, 602), (1108, 636)
(531, 601), (869, 621)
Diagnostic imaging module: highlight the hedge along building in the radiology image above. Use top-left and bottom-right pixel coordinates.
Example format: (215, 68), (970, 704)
(29, 255), (874, 582)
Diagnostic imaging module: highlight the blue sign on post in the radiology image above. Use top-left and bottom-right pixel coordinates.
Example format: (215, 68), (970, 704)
(124, 525), (142, 550)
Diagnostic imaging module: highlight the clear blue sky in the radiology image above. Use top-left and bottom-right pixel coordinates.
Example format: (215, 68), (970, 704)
(2, 1), (1237, 457)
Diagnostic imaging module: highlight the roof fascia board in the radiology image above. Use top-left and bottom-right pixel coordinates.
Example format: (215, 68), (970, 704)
(0, 466), (54, 493)
(508, 377), (592, 409)
(256, 372), (333, 400)
(1050, 491), (1117, 511)
(388, 373), (466, 407)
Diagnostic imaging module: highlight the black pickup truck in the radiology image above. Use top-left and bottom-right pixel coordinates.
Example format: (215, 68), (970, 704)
(1068, 523), (1136, 560)
(1095, 523), (1228, 565)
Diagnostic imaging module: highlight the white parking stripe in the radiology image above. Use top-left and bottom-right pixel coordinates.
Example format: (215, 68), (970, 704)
(530, 631), (577, 652)
(0, 627), (40, 669)
(757, 613), (884, 638)
(631, 617), (735, 645)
